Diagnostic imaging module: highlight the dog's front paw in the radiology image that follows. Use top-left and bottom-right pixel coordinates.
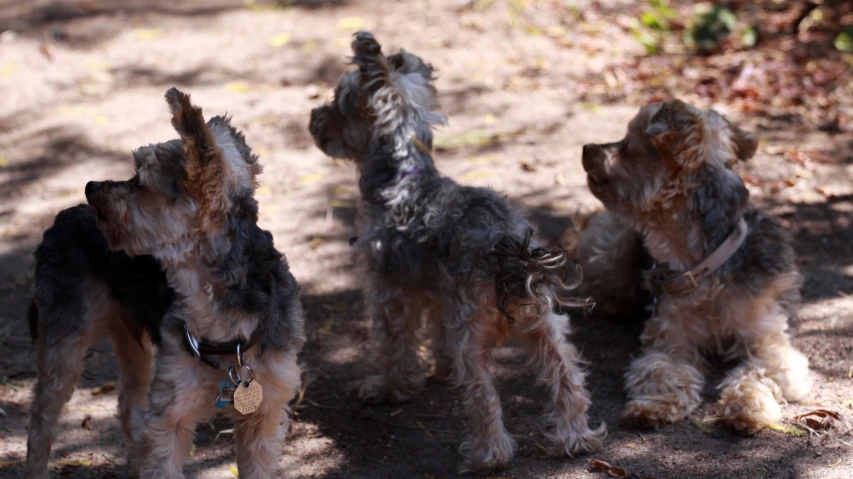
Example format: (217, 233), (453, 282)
(547, 420), (606, 457)
(719, 375), (782, 435)
(622, 397), (691, 428)
(358, 375), (390, 404)
(458, 432), (515, 474)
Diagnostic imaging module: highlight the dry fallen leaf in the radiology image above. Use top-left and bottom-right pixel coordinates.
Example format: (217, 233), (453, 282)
(390, 408), (403, 417)
(309, 237), (325, 249)
(54, 459), (92, 468)
(302, 39), (318, 53)
(338, 17), (365, 30)
(0, 62), (18, 76)
(131, 28), (162, 41)
(300, 172), (325, 185)
(793, 409), (841, 431)
(40, 43), (54, 61)
(225, 82), (251, 94)
(589, 459), (631, 478)
(460, 170), (495, 181)
(229, 464), (239, 477)
(268, 33), (291, 47)
(691, 418), (714, 433)
(91, 381), (116, 396)
(81, 414), (93, 430)
(768, 423), (807, 436)
(416, 421), (433, 437)
(330, 199), (356, 208)
(534, 442), (549, 454)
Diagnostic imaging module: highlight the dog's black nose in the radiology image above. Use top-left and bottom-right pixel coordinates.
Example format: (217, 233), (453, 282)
(581, 144), (601, 172)
(582, 144), (599, 160)
(85, 181), (101, 199)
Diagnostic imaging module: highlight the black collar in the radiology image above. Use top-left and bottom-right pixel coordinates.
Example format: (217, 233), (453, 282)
(181, 275), (276, 369)
(183, 324), (263, 369)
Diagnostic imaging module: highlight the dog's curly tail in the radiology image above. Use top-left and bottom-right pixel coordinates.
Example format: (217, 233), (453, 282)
(488, 229), (588, 324)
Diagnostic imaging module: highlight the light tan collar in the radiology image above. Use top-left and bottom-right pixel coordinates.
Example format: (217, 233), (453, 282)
(651, 217), (748, 297)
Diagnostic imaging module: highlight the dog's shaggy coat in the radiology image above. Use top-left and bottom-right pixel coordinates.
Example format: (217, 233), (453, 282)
(310, 31), (604, 472)
(580, 99), (810, 433)
(25, 89), (305, 479)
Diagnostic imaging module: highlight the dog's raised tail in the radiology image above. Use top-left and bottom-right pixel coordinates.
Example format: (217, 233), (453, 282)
(488, 229), (588, 324)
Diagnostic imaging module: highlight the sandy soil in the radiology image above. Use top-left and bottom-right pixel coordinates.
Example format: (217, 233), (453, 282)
(1, 1), (852, 478)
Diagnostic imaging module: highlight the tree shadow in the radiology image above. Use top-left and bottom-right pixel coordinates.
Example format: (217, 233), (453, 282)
(0, 0), (354, 50)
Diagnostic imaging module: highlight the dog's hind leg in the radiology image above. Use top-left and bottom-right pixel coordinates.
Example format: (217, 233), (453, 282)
(359, 281), (426, 404)
(106, 315), (154, 474)
(444, 302), (515, 474)
(519, 310), (605, 457)
(25, 284), (110, 479)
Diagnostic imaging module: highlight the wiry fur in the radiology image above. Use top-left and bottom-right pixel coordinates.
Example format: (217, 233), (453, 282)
(575, 211), (652, 319)
(580, 99), (810, 434)
(25, 89), (305, 479)
(310, 31), (604, 473)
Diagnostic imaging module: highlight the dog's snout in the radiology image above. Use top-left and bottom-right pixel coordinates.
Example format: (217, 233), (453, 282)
(85, 181), (101, 200)
(309, 107), (325, 134)
(581, 144), (603, 173)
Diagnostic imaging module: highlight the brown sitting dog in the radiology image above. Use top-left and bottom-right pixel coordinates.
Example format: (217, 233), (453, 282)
(580, 99), (810, 433)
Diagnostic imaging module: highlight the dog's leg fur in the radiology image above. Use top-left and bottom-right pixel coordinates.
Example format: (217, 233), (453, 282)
(519, 310), (605, 456)
(105, 316), (154, 473)
(718, 302), (810, 433)
(233, 350), (301, 478)
(443, 299), (514, 473)
(622, 313), (704, 426)
(106, 317), (154, 440)
(428, 305), (454, 382)
(136, 342), (214, 479)
(25, 282), (113, 479)
(359, 280), (426, 404)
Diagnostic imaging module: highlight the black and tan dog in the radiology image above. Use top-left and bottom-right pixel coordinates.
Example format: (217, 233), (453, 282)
(580, 99), (810, 433)
(310, 31), (605, 472)
(25, 89), (305, 478)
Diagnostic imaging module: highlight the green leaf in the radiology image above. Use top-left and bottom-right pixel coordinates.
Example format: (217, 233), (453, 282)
(742, 26), (757, 47)
(641, 11), (668, 31)
(835, 28), (853, 53)
(632, 24), (660, 55)
(718, 8), (739, 31)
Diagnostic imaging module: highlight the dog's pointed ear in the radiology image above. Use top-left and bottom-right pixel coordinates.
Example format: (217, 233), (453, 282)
(731, 124), (758, 161)
(164, 88), (241, 221)
(646, 99), (708, 169)
(646, 100), (689, 160)
(705, 108), (759, 163)
(351, 31), (390, 96)
(164, 88), (227, 179)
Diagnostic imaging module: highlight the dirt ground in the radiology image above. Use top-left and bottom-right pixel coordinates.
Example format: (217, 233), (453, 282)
(1, 1), (852, 478)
